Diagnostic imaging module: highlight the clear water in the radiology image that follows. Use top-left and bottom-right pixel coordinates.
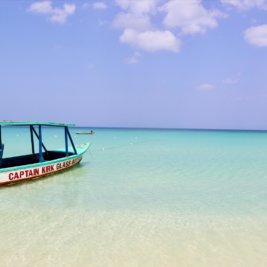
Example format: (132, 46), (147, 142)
(0, 128), (267, 267)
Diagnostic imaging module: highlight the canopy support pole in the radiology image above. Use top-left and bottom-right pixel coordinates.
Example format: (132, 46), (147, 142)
(38, 125), (43, 162)
(31, 126), (47, 153)
(30, 126), (35, 155)
(66, 127), (77, 155)
(65, 126), (69, 156)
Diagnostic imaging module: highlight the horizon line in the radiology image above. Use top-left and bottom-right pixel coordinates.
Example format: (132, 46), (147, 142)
(74, 126), (267, 132)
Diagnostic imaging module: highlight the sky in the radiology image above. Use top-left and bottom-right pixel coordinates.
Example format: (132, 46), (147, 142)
(0, 0), (267, 129)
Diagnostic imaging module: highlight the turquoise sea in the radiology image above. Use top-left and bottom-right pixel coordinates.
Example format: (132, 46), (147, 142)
(0, 127), (267, 267)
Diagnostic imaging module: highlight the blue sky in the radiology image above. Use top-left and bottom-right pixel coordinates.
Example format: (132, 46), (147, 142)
(0, 0), (267, 129)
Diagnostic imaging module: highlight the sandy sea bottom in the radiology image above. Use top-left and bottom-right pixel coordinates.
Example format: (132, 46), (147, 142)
(1, 209), (267, 267)
(1, 128), (267, 266)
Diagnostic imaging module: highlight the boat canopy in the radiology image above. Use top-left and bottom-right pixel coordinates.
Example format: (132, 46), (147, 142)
(0, 121), (77, 166)
(0, 121), (75, 127)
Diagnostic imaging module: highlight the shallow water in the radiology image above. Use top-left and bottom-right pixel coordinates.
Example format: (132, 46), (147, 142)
(0, 128), (267, 266)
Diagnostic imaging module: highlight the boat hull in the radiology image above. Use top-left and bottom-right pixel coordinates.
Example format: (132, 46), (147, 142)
(0, 143), (90, 186)
(0, 155), (83, 186)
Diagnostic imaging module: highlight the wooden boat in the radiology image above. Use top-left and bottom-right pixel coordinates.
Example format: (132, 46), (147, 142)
(0, 122), (90, 186)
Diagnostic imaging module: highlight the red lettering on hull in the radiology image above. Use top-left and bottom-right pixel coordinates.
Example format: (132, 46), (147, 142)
(3, 157), (82, 185)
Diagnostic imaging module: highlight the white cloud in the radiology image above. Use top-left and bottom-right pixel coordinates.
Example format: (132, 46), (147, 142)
(197, 83), (215, 91)
(113, 0), (182, 53)
(113, 0), (157, 31)
(29, 1), (52, 14)
(113, 12), (152, 31)
(120, 29), (181, 52)
(92, 2), (108, 10)
(115, 0), (158, 14)
(161, 0), (224, 35)
(126, 52), (141, 64)
(223, 77), (239, 84)
(221, 0), (267, 10)
(113, 0), (224, 53)
(244, 24), (267, 47)
(29, 1), (76, 24)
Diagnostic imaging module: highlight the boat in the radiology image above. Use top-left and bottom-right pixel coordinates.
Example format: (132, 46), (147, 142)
(76, 130), (95, 135)
(0, 121), (90, 186)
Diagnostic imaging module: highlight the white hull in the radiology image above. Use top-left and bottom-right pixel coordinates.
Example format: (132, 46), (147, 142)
(0, 156), (82, 186)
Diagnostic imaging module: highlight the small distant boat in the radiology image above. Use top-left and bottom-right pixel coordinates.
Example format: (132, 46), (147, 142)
(0, 121), (90, 186)
(76, 130), (95, 135)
